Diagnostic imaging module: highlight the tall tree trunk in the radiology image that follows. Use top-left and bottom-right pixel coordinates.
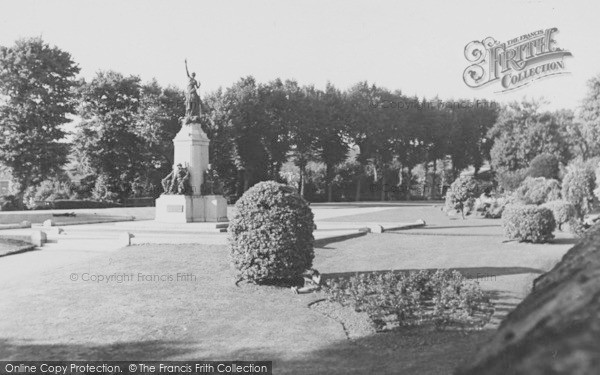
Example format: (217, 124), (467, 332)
(430, 159), (437, 200)
(355, 176), (362, 202)
(236, 169), (244, 198)
(380, 172), (386, 201)
(299, 160), (306, 199)
(326, 163), (334, 202)
(404, 168), (412, 201)
(243, 169), (250, 192)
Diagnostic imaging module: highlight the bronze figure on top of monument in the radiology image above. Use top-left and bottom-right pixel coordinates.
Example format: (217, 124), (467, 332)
(154, 59), (228, 223)
(184, 58), (201, 123)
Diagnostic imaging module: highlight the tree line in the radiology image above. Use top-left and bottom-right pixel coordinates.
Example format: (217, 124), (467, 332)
(2, 37), (600, 206)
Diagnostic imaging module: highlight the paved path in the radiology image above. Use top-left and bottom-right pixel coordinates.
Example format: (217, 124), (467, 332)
(0, 204), (421, 281)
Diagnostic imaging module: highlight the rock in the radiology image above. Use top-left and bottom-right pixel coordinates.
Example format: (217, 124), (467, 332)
(455, 223), (600, 375)
(20, 220), (31, 228)
(42, 219), (54, 227)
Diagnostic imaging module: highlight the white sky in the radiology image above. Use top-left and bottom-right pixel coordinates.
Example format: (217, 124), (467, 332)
(0, 0), (598, 111)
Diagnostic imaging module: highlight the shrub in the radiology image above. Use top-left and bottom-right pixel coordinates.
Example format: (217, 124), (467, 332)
(91, 175), (119, 203)
(444, 176), (481, 218)
(593, 162), (600, 203)
(482, 195), (511, 219)
(512, 177), (561, 205)
(70, 174), (97, 200)
(228, 181), (315, 284)
(562, 162), (596, 219)
(526, 153), (560, 179)
(542, 200), (576, 230)
(23, 178), (73, 209)
(324, 269), (491, 330)
(496, 169), (527, 192)
(502, 204), (556, 243)
(0, 194), (20, 211)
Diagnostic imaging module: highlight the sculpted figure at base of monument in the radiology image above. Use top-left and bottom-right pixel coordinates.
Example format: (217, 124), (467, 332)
(161, 164), (192, 195)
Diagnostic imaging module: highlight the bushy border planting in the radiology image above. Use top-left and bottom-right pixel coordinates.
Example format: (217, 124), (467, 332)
(324, 269), (493, 331)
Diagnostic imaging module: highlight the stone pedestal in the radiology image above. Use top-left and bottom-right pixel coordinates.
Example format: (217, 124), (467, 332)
(204, 195), (228, 222)
(173, 123), (210, 195)
(155, 194), (228, 223)
(155, 121), (228, 223)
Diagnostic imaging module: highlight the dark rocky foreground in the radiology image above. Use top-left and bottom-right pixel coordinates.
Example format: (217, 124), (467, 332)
(456, 226), (600, 375)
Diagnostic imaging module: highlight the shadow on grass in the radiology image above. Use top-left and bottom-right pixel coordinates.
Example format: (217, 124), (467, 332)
(312, 202), (438, 209)
(414, 224), (501, 230)
(550, 237), (579, 245)
(0, 328), (496, 375)
(384, 231), (501, 238)
(322, 266), (544, 282)
(0, 338), (197, 361)
(225, 328), (496, 375)
(314, 232), (368, 248)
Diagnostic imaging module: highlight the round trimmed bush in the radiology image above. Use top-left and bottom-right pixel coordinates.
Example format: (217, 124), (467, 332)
(542, 200), (576, 230)
(228, 181), (315, 284)
(502, 204), (556, 243)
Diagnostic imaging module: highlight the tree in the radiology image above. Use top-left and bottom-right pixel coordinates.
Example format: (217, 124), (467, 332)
(314, 83), (349, 201)
(489, 100), (570, 173)
(0, 37), (80, 203)
(73, 71), (143, 201)
(224, 76), (271, 194)
(444, 175), (481, 219)
(134, 80), (185, 196)
(562, 160), (597, 219)
(346, 82), (397, 201)
(526, 153), (560, 180)
(259, 79), (292, 181)
(447, 100), (497, 176)
(202, 88), (238, 199)
(285, 81), (319, 198)
(578, 74), (600, 158)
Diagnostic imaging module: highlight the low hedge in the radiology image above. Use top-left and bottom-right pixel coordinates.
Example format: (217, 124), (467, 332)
(502, 204), (556, 243)
(32, 200), (122, 210)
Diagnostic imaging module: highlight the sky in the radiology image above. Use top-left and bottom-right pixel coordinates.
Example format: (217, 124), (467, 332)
(0, 0), (598, 111)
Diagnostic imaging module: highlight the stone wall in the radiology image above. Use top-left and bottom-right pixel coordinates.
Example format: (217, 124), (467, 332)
(456, 225), (600, 375)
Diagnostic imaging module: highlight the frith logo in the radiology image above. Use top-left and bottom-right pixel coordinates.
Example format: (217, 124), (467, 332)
(463, 28), (572, 92)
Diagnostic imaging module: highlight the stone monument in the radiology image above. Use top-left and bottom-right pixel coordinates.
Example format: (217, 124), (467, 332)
(154, 60), (228, 223)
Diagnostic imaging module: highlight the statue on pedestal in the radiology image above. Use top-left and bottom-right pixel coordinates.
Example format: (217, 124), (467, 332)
(161, 163), (192, 195)
(201, 164), (224, 195)
(184, 59), (201, 123)
(153, 60), (227, 223)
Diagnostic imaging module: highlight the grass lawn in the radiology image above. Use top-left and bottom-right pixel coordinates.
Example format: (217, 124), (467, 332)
(0, 212), (137, 225)
(1, 242), (495, 374)
(0, 238), (34, 257)
(0, 204), (576, 374)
